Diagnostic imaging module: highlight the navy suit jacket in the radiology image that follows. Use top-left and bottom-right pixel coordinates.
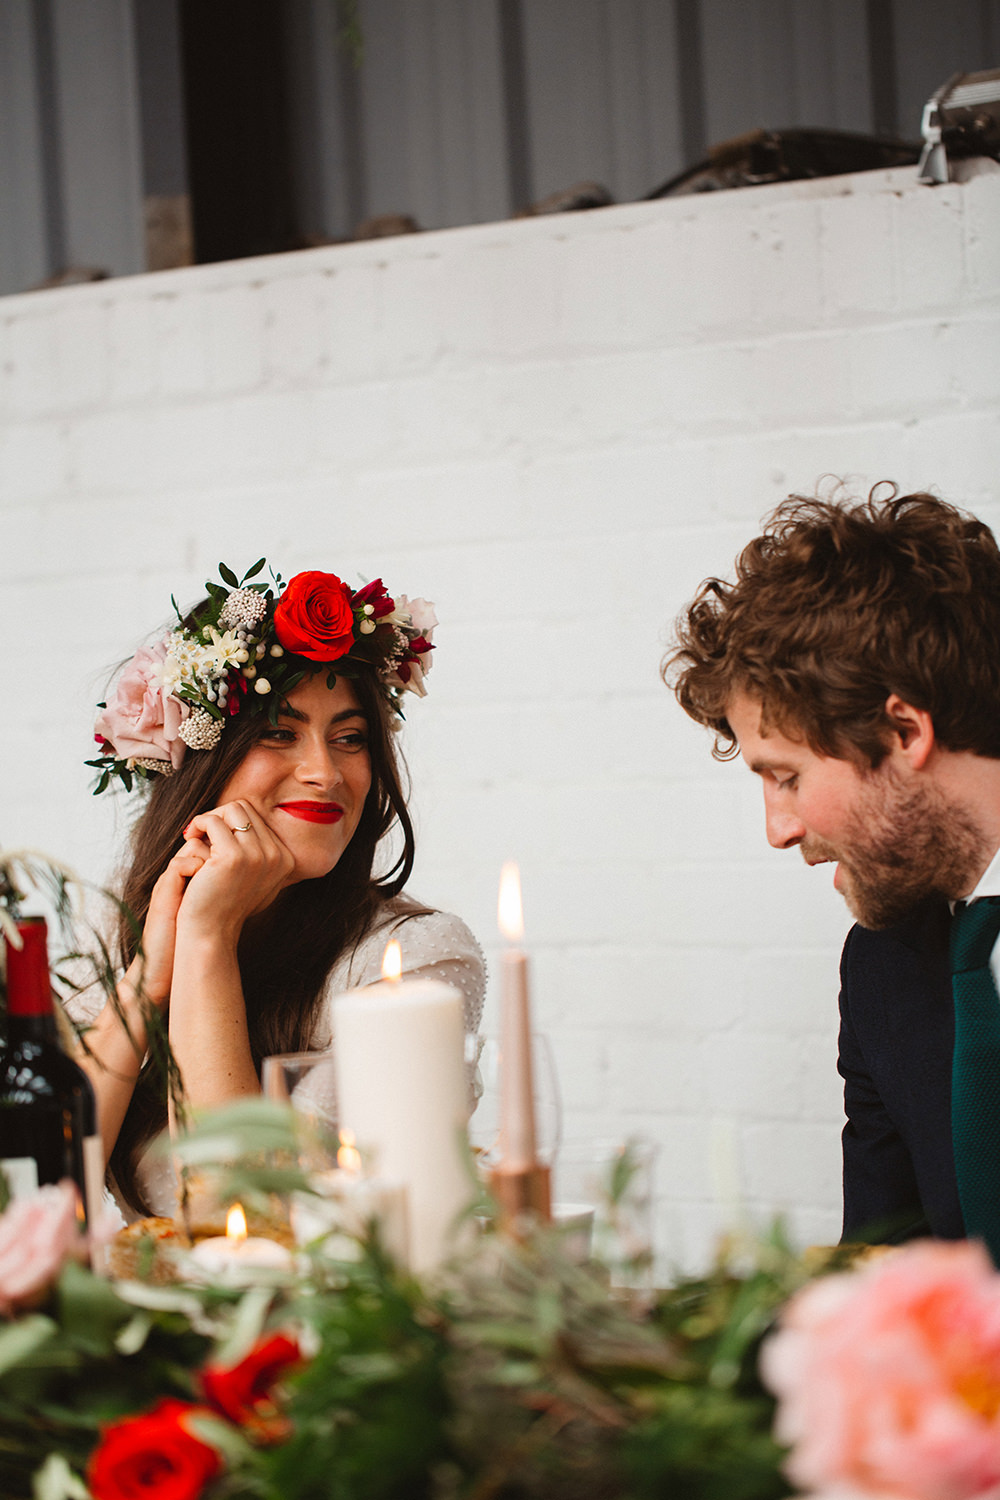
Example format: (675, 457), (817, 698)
(838, 897), (965, 1242)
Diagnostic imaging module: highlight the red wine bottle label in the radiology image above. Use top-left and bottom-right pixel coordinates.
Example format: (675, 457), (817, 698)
(5, 920), (53, 1017)
(0, 1157), (39, 1199)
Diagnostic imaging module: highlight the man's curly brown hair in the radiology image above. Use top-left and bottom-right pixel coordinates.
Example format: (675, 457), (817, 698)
(665, 486), (1000, 766)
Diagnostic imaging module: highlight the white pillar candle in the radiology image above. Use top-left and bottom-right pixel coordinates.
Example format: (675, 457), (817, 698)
(333, 970), (469, 1272)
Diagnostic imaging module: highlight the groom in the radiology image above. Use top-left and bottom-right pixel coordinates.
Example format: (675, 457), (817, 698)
(666, 488), (1000, 1253)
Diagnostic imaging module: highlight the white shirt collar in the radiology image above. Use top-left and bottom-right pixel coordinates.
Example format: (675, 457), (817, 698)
(968, 844), (1000, 901)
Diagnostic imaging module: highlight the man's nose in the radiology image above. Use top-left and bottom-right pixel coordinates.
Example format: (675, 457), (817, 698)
(764, 792), (805, 850)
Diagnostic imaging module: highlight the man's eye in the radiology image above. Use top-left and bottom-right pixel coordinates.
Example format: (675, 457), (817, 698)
(776, 775), (798, 791)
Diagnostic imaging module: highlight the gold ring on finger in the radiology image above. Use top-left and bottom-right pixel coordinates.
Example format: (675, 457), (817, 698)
(232, 822), (252, 833)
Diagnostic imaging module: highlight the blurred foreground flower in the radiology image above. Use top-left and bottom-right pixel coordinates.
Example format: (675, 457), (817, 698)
(87, 1398), (222, 1500)
(761, 1239), (1000, 1500)
(0, 1182), (83, 1317)
(200, 1332), (303, 1442)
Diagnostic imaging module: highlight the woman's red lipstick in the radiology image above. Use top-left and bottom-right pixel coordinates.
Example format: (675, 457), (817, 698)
(278, 801), (344, 824)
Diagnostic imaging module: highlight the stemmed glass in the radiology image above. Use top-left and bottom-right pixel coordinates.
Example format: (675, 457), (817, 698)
(262, 1050), (340, 1172)
(468, 1033), (562, 1169)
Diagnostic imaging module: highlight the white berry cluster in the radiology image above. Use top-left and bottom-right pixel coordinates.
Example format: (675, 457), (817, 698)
(219, 587), (269, 631)
(177, 708), (224, 751)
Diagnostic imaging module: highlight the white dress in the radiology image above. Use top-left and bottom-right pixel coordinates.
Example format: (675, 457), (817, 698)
(68, 904), (486, 1224)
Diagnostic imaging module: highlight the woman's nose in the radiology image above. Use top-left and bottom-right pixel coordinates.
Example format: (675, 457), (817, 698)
(296, 738), (343, 787)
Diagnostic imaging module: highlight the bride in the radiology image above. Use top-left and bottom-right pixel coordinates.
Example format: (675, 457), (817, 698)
(74, 562), (485, 1222)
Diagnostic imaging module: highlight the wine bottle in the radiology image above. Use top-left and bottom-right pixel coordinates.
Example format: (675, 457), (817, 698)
(0, 916), (103, 1228)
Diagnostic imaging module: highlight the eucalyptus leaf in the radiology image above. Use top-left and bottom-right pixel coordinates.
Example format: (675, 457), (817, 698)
(32, 1452), (89, 1500)
(0, 1317), (57, 1377)
(210, 1286), (275, 1368)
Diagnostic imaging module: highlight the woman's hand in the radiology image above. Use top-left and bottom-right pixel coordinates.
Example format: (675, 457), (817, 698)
(124, 838), (209, 1009)
(172, 800), (295, 943)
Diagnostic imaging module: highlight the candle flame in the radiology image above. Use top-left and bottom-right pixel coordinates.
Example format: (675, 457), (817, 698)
(498, 860), (524, 942)
(337, 1128), (363, 1173)
(226, 1203), (248, 1241)
(381, 939), (402, 982)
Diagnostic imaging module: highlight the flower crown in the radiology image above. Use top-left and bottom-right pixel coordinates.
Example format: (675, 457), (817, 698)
(88, 561), (436, 794)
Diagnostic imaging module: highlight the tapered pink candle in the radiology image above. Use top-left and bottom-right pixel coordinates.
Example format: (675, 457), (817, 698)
(497, 861), (538, 1168)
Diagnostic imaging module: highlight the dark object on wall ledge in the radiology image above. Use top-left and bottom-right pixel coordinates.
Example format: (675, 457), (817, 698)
(918, 68), (1000, 185)
(647, 128), (920, 198)
(517, 181), (616, 217)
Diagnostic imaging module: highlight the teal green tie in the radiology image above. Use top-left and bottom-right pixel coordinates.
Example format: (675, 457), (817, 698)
(951, 896), (1000, 1263)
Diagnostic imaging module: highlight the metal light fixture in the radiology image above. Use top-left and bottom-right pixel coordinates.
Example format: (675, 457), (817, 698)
(918, 68), (1000, 185)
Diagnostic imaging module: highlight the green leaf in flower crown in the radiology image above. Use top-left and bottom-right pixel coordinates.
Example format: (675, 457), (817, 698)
(242, 558), (266, 581)
(218, 563), (239, 588)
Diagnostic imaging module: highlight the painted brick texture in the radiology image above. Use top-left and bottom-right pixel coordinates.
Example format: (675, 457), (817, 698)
(2, 160), (999, 1271)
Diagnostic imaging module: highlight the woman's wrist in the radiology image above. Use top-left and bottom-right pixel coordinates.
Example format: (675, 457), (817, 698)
(121, 959), (169, 1013)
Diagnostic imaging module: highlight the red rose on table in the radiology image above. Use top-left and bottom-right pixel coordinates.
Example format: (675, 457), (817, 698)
(273, 571), (356, 662)
(88, 1398), (222, 1500)
(200, 1332), (302, 1442)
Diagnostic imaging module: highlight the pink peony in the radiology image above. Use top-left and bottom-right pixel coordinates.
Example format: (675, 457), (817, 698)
(94, 639), (189, 769)
(0, 1182), (84, 1316)
(760, 1240), (1000, 1500)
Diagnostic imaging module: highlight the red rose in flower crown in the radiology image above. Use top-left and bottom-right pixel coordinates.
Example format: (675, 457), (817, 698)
(87, 1398), (222, 1500)
(273, 571), (356, 662)
(200, 1331), (303, 1443)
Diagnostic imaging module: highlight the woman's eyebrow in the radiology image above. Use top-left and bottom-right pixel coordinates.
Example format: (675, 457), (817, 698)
(275, 705), (366, 726)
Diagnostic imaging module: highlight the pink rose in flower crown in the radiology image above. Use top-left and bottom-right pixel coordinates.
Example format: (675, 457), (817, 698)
(273, 570), (356, 662)
(0, 1181), (84, 1317)
(386, 596), (437, 698)
(760, 1240), (1000, 1500)
(94, 640), (189, 769)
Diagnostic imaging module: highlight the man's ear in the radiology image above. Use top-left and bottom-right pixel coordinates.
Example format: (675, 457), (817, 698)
(883, 694), (935, 768)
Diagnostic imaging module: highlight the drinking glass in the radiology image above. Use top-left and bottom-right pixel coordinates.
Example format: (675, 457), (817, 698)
(554, 1137), (658, 1289)
(262, 1050), (339, 1172)
(468, 1033), (562, 1169)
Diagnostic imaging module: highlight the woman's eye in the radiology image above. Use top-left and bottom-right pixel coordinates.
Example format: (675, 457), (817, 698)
(261, 728), (296, 744)
(333, 731), (368, 752)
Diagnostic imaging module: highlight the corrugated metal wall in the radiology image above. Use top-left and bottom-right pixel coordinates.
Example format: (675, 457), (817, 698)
(1, 0), (998, 295)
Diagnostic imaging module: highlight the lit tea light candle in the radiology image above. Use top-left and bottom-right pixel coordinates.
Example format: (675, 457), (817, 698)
(337, 1128), (363, 1174)
(188, 1202), (293, 1281)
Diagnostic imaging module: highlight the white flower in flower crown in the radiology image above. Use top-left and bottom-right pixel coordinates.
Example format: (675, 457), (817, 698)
(151, 646), (185, 696)
(198, 627), (245, 674)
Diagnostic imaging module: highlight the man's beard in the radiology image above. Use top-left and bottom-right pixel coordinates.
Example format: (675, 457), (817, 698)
(802, 768), (990, 930)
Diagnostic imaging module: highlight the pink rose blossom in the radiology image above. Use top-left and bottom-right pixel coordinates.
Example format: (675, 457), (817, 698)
(0, 1182), (84, 1316)
(395, 596), (438, 644)
(761, 1240), (1000, 1500)
(94, 639), (189, 769)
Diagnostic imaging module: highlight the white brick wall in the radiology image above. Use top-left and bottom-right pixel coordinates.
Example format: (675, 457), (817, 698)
(2, 159), (999, 1271)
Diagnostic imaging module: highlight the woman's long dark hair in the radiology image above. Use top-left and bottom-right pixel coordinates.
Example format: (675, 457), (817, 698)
(110, 661), (420, 1213)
